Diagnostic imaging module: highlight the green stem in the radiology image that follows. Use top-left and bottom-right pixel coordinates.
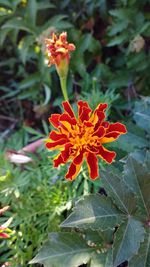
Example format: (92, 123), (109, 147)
(59, 76), (68, 101)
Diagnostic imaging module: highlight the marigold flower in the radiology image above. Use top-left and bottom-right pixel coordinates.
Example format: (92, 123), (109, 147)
(46, 101), (127, 180)
(45, 32), (75, 78)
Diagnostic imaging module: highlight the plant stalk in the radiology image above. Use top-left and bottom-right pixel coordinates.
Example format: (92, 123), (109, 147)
(59, 76), (68, 101)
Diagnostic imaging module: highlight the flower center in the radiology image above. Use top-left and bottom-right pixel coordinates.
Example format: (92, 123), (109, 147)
(69, 122), (96, 150)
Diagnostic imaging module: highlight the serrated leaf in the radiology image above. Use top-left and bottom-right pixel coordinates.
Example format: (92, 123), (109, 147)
(85, 229), (113, 247)
(133, 97), (150, 134)
(113, 218), (145, 266)
(110, 132), (148, 152)
(30, 232), (94, 267)
(123, 154), (150, 219)
(61, 195), (124, 231)
(107, 32), (128, 46)
(101, 168), (136, 215)
(108, 21), (129, 36)
(129, 229), (150, 267)
(90, 250), (113, 267)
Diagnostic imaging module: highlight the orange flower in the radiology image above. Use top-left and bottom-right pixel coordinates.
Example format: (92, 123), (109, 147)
(45, 32), (75, 77)
(46, 101), (127, 180)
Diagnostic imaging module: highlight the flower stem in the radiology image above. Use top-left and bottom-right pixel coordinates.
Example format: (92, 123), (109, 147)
(59, 76), (68, 101)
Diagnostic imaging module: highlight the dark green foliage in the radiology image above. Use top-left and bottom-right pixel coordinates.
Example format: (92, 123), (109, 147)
(32, 152), (150, 267)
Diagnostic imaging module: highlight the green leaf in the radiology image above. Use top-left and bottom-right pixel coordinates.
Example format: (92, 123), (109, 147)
(19, 73), (41, 90)
(44, 15), (73, 30)
(101, 168), (136, 215)
(113, 218), (145, 266)
(110, 132), (148, 152)
(2, 17), (34, 33)
(78, 33), (93, 53)
(0, 0), (12, 8)
(108, 21), (129, 36)
(107, 32), (128, 46)
(129, 229), (150, 267)
(61, 195), (123, 230)
(30, 232), (94, 267)
(109, 8), (133, 20)
(0, 27), (11, 46)
(37, 1), (55, 10)
(123, 154), (150, 219)
(43, 84), (51, 106)
(18, 35), (34, 64)
(90, 250), (113, 267)
(133, 97), (150, 135)
(24, 126), (44, 138)
(25, 0), (37, 27)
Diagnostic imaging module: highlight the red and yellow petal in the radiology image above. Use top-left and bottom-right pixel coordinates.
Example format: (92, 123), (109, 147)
(101, 132), (122, 143)
(61, 143), (72, 162)
(59, 113), (77, 125)
(80, 106), (92, 122)
(77, 100), (92, 118)
(53, 153), (65, 167)
(94, 103), (108, 113)
(62, 101), (75, 118)
(54, 143), (72, 167)
(73, 150), (84, 165)
(93, 111), (106, 131)
(86, 152), (99, 179)
(46, 138), (67, 150)
(98, 146), (116, 164)
(49, 130), (67, 141)
(49, 114), (61, 128)
(65, 162), (82, 180)
(107, 122), (127, 134)
(92, 126), (105, 138)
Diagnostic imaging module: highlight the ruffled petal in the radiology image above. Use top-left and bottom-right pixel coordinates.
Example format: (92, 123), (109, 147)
(49, 130), (67, 141)
(92, 126), (105, 138)
(53, 153), (65, 167)
(95, 103), (108, 113)
(54, 144), (72, 167)
(46, 138), (67, 150)
(101, 122), (127, 143)
(65, 162), (82, 180)
(86, 152), (99, 179)
(77, 100), (92, 118)
(60, 113), (76, 125)
(80, 107), (92, 122)
(73, 150), (84, 165)
(49, 114), (60, 128)
(61, 143), (72, 161)
(107, 122), (127, 134)
(102, 121), (109, 128)
(101, 132), (121, 143)
(98, 146), (116, 163)
(93, 111), (106, 131)
(62, 101), (75, 118)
